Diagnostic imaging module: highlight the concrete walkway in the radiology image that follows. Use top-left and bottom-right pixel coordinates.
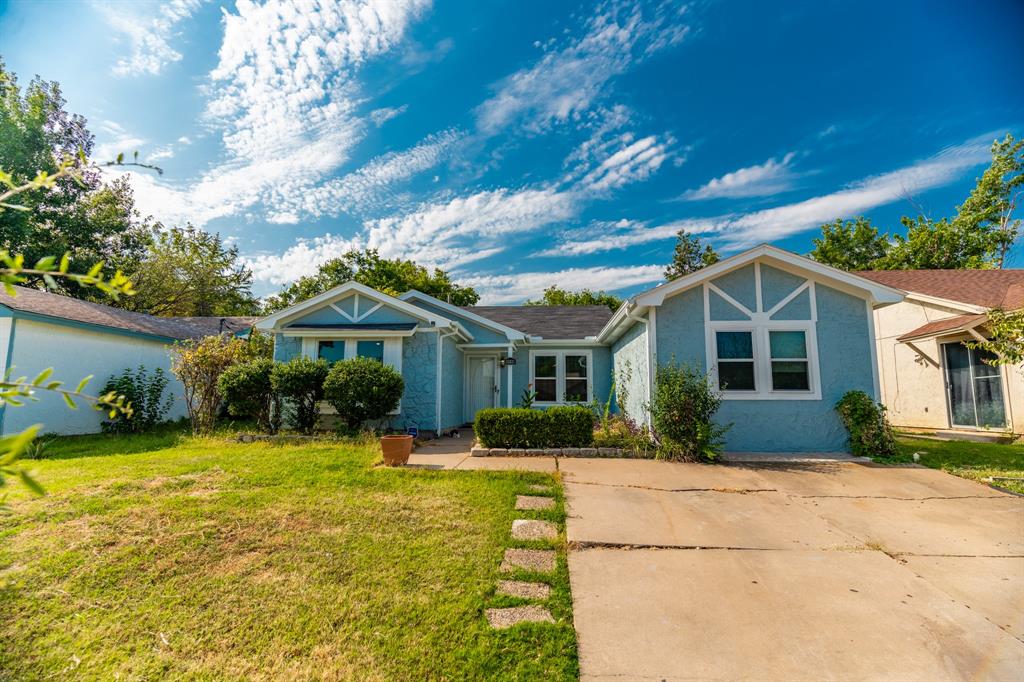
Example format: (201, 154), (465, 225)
(562, 458), (1024, 681)
(407, 432), (556, 472)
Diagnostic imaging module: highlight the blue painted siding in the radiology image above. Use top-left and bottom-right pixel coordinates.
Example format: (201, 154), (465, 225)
(392, 331), (437, 432)
(274, 334), (302, 362)
(770, 288), (811, 320)
(610, 319), (649, 421)
(710, 264), (757, 310)
(290, 302), (421, 326)
(439, 333), (464, 430)
(709, 290), (749, 320)
(655, 287), (706, 369)
(760, 265), (806, 309)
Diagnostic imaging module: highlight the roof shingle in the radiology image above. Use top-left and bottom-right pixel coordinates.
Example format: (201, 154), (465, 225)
(857, 269), (1024, 309)
(462, 305), (614, 339)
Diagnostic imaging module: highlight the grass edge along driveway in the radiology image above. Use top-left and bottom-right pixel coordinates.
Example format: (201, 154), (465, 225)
(0, 433), (578, 681)
(893, 436), (1024, 495)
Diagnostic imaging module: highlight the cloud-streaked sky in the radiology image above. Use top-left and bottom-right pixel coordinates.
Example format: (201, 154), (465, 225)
(2, 0), (1021, 303)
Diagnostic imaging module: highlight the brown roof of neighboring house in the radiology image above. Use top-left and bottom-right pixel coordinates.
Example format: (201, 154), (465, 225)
(462, 305), (615, 339)
(896, 312), (989, 343)
(857, 269), (1024, 309)
(0, 286), (254, 341)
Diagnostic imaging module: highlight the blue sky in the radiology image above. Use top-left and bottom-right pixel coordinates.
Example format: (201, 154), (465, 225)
(2, 0), (1022, 302)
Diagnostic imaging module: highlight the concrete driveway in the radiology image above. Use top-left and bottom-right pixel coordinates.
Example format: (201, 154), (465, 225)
(562, 459), (1024, 681)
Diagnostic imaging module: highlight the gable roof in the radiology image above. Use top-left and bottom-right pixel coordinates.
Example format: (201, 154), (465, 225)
(857, 269), (1024, 310)
(633, 244), (905, 308)
(461, 305), (614, 340)
(399, 290), (527, 341)
(897, 312), (989, 343)
(0, 286), (249, 341)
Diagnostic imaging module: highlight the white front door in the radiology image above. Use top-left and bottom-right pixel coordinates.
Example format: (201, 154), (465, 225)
(466, 356), (499, 423)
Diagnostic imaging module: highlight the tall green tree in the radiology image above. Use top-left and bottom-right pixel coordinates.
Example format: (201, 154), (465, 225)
(665, 229), (719, 280)
(525, 286), (622, 311)
(263, 250), (479, 313)
(114, 225), (260, 317)
(0, 61), (148, 293)
(811, 134), (1022, 271)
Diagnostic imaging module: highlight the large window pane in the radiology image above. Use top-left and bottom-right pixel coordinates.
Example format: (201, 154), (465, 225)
(769, 331), (807, 358)
(718, 361), (755, 391)
(716, 331), (753, 359)
(974, 377), (1007, 427)
(534, 378), (557, 402)
(565, 355), (588, 378)
(771, 361), (810, 390)
(318, 340), (345, 363)
(534, 355), (556, 378)
(356, 340), (384, 363)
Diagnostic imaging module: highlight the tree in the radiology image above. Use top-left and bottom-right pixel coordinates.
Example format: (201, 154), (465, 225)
(809, 217), (891, 270)
(170, 334), (248, 434)
(665, 229), (719, 280)
(262, 250), (479, 313)
(0, 61), (150, 294)
(811, 133), (1023, 271)
(525, 285), (622, 311)
(965, 308), (1024, 372)
(114, 225), (260, 317)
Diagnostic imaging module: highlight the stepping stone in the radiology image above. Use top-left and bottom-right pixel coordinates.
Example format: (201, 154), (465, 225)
(511, 519), (558, 540)
(497, 580), (551, 599)
(527, 484), (553, 493)
(516, 494), (555, 510)
(500, 548), (556, 573)
(486, 606), (555, 629)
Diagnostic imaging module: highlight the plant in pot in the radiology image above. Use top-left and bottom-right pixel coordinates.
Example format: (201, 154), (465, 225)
(323, 356), (408, 465)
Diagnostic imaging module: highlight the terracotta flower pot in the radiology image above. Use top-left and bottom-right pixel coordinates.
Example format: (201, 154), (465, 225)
(380, 434), (414, 466)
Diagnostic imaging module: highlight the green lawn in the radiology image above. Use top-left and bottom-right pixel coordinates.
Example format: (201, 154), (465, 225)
(0, 433), (577, 680)
(895, 436), (1024, 494)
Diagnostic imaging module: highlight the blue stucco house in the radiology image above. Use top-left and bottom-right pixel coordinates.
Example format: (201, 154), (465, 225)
(255, 245), (903, 453)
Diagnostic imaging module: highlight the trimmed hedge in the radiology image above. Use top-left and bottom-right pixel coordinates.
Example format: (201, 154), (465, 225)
(475, 406), (594, 448)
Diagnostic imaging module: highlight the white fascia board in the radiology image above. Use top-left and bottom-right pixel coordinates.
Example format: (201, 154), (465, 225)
(633, 244), (904, 307)
(255, 281), (455, 331)
(398, 290), (527, 340)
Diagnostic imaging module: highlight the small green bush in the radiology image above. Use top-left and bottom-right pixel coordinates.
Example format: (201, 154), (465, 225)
(650, 361), (728, 462)
(475, 406), (594, 448)
(270, 357), (329, 434)
(218, 358), (281, 433)
(836, 390), (898, 458)
(101, 366), (173, 434)
(323, 357), (405, 431)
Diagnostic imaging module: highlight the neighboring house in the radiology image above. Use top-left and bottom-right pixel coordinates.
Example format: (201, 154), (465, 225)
(256, 245), (903, 452)
(0, 286), (255, 436)
(857, 269), (1024, 438)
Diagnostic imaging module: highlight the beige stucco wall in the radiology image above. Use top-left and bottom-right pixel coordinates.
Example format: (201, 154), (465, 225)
(873, 299), (1022, 434)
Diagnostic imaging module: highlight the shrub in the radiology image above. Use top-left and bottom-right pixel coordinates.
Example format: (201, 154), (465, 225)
(475, 406), (594, 448)
(271, 357), (329, 434)
(101, 365), (173, 433)
(171, 335), (248, 434)
(323, 357), (405, 431)
(835, 390), (898, 458)
(218, 358), (280, 433)
(649, 361), (729, 462)
(593, 414), (655, 457)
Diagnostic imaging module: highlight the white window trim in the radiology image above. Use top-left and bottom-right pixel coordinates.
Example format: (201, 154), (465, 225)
(707, 321), (822, 401)
(303, 337), (403, 415)
(528, 349), (594, 405)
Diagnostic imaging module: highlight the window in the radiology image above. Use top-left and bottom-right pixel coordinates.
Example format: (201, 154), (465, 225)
(530, 350), (593, 404)
(709, 324), (819, 400)
(533, 354), (557, 402)
(318, 340), (345, 363)
(356, 339), (384, 363)
(769, 331), (809, 391)
(715, 331), (755, 391)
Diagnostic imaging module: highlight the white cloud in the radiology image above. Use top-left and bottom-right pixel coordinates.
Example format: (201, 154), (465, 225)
(92, 120), (146, 163)
(147, 146), (176, 162)
(577, 134), (671, 193)
(681, 152), (798, 200)
(120, 0), (431, 227)
(475, 0), (690, 135)
(97, 0), (204, 77)
(370, 105), (408, 126)
(246, 186), (576, 285)
(545, 134), (995, 256)
(460, 264), (665, 304)
(177, 136), (192, 145)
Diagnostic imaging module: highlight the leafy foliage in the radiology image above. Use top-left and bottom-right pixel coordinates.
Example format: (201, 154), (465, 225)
(323, 357), (405, 431)
(171, 335), (247, 434)
(649, 361), (728, 462)
(835, 390), (897, 458)
(101, 366), (173, 433)
(270, 357), (329, 434)
(218, 358), (281, 433)
(965, 308), (1024, 371)
(474, 406), (594, 448)
(113, 225), (260, 316)
(262, 250), (479, 313)
(524, 286), (622, 312)
(811, 134), (1023, 271)
(665, 229), (719, 281)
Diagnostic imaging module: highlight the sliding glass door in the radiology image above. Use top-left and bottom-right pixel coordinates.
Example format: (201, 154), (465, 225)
(943, 342), (1007, 428)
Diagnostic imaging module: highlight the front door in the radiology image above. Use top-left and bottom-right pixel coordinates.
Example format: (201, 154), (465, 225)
(466, 356), (499, 423)
(943, 342), (1007, 428)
